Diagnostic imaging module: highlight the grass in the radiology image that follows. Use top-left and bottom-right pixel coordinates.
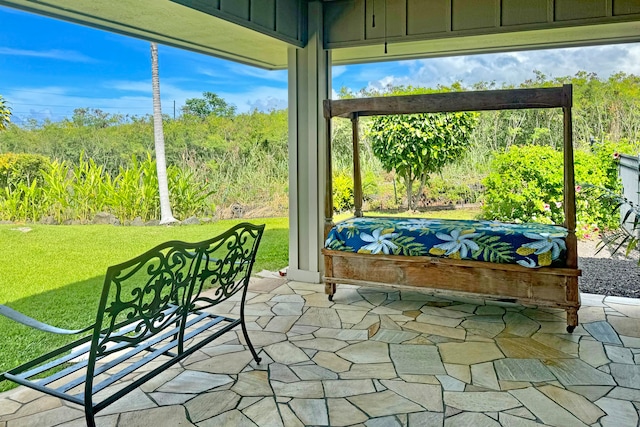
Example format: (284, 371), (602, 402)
(0, 218), (288, 391)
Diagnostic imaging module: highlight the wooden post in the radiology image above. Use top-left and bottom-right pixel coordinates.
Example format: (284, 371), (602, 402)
(324, 114), (335, 238)
(352, 113), (363, 217)
(562, 84), (580, 331)
(562, 84), (578, 270)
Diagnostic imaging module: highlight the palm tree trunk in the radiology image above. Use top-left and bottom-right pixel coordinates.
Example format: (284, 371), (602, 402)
(150, 42), (177, 224)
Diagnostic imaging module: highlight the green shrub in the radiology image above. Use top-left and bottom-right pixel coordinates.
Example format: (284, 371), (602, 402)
(332, 169), (380, 213)
(0, 153), (50, 190)
(422, 176), (482, 206)
(482, 144), (622, 238)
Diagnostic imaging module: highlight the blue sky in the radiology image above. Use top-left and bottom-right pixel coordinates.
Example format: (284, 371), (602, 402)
(2, 5), (640, 125)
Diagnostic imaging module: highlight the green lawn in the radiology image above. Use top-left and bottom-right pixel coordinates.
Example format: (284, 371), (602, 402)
(0, 218), (288, 391)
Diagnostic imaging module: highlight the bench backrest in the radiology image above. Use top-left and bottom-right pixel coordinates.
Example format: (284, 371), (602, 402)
(89, 222), (265, 357)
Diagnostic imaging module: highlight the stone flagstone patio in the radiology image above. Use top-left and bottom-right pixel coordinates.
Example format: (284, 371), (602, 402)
(1, 275), (639, 426)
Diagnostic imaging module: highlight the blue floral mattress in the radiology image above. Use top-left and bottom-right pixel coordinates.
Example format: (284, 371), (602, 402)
(324, 217), (569, 268)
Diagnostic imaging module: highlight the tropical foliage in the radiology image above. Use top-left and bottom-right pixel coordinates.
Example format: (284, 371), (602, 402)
(0, 95), (10, 131)
(1, 72), (639, 228)
(0, 153), (212, 223)
(482, 140), (637, 238)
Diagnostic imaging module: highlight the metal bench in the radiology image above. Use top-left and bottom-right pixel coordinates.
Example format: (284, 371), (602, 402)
(0, 222), (265, 427)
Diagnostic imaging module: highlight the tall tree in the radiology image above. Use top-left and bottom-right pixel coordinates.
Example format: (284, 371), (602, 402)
(369, 111), (477, 210)
(182, 92), (236, 119)
(0, 95), (11, 131)
(150, 42), (177, 224)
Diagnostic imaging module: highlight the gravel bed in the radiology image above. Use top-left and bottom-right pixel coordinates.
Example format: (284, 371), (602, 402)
(578, 240), (640, 299)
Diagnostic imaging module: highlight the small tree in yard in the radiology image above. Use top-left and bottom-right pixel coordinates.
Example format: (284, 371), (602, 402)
(369, 111), (477, 210)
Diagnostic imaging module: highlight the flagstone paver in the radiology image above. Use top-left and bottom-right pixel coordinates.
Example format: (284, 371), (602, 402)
(494, 359), (556, 383)
(595, 396), (639, 427)
(604, 344), (635, 364)
(184, 390), (240, 422)
(380, 380), (443, 411)
(348, 390), (425, 418)
(583, 320), (623, 344)
(471, 361), (499, 390)
(370, 329), (419, 343)
(436, 374), (466, 391)
(608, 315), (640, 338)
(444, 391), (521, 412)
(495, 337), (574, 359)
(327, 398), (369, 426)
(340, 362), (398, 380)
(243, 397), (284, 427)
(390, 344), (446, 375)
(197, 409), (257, 427)
(3, 277), (640, 427)
(403, 321), (467, 340)
(499, 412), (552, 426)
(509, 387), (589, 427)
(289, 398), (328, 426)
(609, 363), (640, 389)
(537, 384), (605, 425)
(546, 359), (616, 386)
(501, 312), (540, 337)
(336, 340), (391, 364)
(438, 342), (504, 365)
(445, 412), (501, 426)
(579, 339), (610, 367)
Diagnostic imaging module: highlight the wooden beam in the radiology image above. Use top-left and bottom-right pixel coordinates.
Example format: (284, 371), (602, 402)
(324, 86), (570, 118)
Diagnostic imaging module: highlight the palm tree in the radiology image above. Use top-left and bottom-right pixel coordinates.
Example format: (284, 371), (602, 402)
(150, 42), (177, 224)
(0, 95), (11, 131)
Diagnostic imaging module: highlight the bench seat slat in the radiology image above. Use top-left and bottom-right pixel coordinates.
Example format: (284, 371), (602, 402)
(49, 312), (217, 393)
(90, 316), (238, 402)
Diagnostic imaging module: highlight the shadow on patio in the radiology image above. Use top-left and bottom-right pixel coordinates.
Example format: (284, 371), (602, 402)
(1, 274), (639, 426)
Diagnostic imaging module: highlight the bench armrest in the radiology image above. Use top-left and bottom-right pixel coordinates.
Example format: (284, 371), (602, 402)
(0, 304), (94, 335)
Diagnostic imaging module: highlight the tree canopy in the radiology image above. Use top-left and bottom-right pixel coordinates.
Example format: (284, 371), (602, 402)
(181, 92), (237, 119)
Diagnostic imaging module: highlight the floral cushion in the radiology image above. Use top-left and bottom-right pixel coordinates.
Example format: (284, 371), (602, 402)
(324, 217), (568, 268)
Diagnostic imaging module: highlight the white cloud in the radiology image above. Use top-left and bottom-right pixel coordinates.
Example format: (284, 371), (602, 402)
(218, 85), (288, 112)
(339, 43), (640, 93)
(0, 47), (96, 63)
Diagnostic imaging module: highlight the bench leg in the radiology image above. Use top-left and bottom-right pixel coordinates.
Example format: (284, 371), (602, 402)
(241, 319), (261, 364)
(85, 410), (96, 427)
(325, 281), (336, 301)
(566, 307), (578, 333)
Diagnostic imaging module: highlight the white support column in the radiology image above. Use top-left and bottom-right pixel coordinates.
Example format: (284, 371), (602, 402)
(287, 0), (331, 283)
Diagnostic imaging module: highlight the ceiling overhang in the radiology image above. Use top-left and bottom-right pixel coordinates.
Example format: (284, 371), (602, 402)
(0, 0), (294, 69)
(331, 20), (640, 65)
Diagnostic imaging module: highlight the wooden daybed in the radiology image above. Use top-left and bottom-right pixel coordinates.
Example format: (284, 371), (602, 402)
(322, 85), (581, 332)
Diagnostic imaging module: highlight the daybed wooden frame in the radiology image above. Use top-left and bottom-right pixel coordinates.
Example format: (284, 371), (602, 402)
(322, 85), (582, 332)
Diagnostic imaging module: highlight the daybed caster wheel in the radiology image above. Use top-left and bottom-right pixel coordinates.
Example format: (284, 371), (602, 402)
(566, 325), (575, 333)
